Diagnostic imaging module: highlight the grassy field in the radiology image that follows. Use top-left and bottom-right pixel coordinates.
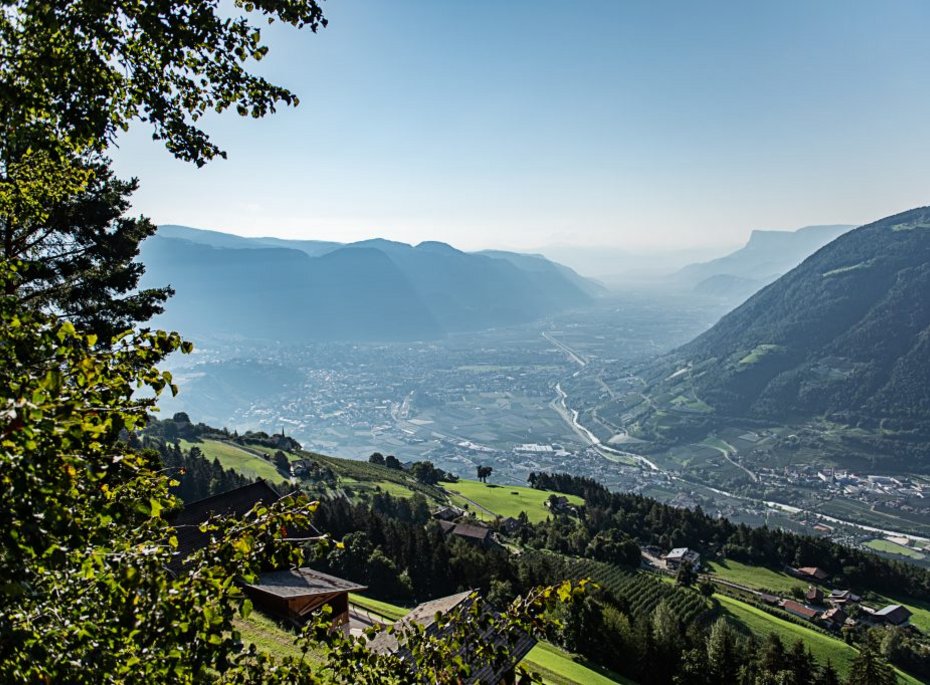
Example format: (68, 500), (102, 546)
(180, 439), (287, 483)
(523, 642), (633, 685)
(444, 480), (584, 522)
(718, 594), (857, 677)
(234, 610), (305, 660)
(708, 559), (809, 594)
(865, 538), (926, 560)
(349, 593), (408, 621)
(719, 594), (922, 684)
(738, 344), (782, 365)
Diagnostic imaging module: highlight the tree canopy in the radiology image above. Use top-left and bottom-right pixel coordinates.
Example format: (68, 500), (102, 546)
(0, 0), (327, 165)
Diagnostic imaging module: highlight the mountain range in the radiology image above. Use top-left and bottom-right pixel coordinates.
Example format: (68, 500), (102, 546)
(140, 226), (603, 342)
(675, 224), (855, 301)
(633, 206), (930, 440)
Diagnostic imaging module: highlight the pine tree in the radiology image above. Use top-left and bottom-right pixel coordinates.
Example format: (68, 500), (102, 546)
(845, 639), (897, 685)
(706, 618), (741, 683)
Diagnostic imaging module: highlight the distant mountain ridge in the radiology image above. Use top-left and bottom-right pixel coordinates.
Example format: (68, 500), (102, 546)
(636, 207), (930, 437)
(140, 226), (602, 341)
(676, 224), (855, 300)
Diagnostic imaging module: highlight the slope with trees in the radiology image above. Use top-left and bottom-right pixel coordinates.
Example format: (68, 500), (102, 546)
(624, 207), (930, 470)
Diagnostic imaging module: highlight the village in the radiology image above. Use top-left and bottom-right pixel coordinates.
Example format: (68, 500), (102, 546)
(646, 546), (916, 636)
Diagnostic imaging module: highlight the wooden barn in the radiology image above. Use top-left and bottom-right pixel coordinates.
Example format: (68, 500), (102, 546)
(243, 567), (366, 628)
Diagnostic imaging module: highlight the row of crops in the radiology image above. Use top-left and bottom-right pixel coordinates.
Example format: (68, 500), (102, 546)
(566, 557), (714, 625)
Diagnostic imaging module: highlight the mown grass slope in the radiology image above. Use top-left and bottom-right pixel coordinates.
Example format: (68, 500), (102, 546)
(708, 559), (809, 594)
(444, 481), (583, 522)
(179, 439), (287, 483)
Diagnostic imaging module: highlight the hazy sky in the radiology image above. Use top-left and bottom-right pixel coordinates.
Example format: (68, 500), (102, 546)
(111, 0), (930, 252)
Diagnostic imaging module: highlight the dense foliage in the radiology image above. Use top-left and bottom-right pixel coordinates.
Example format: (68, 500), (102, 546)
(307, 488), (877, 684)
(0, 0), (327, 164)
(530, 471), (930, 599)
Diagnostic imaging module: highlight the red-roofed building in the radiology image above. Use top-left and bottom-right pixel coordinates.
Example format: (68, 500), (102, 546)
(781, 600), (819, 621)
(794, 566), (830, 581)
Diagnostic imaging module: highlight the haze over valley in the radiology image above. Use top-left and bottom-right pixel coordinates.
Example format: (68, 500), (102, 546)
(150, 212), (930, 560)
(12, 2), (930, 683)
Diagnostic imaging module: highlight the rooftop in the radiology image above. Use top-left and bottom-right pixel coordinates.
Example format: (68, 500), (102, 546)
(782, 600), (819, 619)
(666, 547), (698, 559)
(451, 523), (492, 541)
(244, 567), (367, 599)
(172, 480), (282, 526)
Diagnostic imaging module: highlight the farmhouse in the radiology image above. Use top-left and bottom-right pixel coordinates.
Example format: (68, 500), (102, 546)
(545, 495), (572, 513)
(664, 547), (701, 571)
(170, 480), (283, 565)
(828, 589), (861, 605)
(793, 566), (830, 582)
(451, 522), (494, 546)
(243, 567), (366, 629)
(862, 604), (912, 626)
(820, 606), (848, 630)
(780, 600), (819, 621)
(170, 481), (367, 631)
(438, 521), (494, 547)
(805, 586), (824, 605)
(499, 516), (524, 534)
(432, 505), (464, 522)
(173, 480), (282, 525)
(369, 591), (537, 684)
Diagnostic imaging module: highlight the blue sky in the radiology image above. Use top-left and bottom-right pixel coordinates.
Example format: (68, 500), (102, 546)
(111, 0), (930, 251)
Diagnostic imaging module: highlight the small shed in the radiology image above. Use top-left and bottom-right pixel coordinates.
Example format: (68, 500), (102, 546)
(828, 589), (861, 605)
(820, 606), (848, 630)
(805, 586), (824, 605)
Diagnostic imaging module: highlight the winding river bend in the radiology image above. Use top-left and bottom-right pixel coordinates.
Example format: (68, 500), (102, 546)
(546, 340), (930, 544)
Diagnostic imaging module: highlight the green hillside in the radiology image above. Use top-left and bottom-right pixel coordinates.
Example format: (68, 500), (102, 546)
(179, 439), (288, 483)
(444, 481), (584, 522)
(625, 206), (930, 469)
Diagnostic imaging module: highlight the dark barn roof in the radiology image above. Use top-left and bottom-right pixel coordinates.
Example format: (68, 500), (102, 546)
(368, 591), (536, 684)
(245, 567), (366, 598)
(170, 480), (283, 565)
(450, 523), (492, 542)
(172, 480), (282, 526)
(874, 604), (912, 625)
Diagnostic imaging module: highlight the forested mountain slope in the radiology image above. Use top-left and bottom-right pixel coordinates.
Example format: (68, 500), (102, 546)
(141, 228), (599, 341)
(641, 207), (930, 434)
